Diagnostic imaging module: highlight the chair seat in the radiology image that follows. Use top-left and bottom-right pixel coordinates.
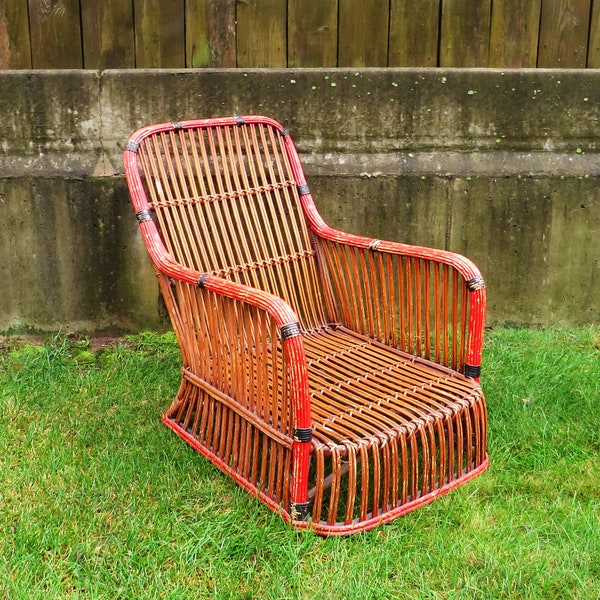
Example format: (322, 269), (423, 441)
(301, 325), (486, 532)
(304, 326), (481, 446)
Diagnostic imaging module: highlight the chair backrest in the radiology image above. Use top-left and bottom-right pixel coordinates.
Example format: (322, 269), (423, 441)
(132, 116), (329, 330)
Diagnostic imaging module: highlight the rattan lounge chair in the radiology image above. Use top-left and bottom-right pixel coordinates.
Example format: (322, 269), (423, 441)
(123, 116), (488, 536)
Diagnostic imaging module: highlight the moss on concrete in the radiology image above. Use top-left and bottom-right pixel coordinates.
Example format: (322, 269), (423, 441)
(1, 69), (599, 330)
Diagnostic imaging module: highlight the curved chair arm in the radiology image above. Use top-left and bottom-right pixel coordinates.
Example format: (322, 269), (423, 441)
(278, 126), (486, 379)
(300, 196), (486, 379)
(127, 195), (313, 512)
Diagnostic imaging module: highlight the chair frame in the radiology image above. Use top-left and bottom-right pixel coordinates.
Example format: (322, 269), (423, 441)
(124, 116), (488, 536)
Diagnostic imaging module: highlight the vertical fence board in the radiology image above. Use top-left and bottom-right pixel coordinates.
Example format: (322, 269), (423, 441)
(538, 0), (591, 67)
(28, 0), (82, 68)
(440, 0), (492, 67)
(186, 0), (235, 67)
(489, 0), (542, 67)
(237, 0), (287, 68)
(288, 0), (337, 67)
(388, 0), (440, 67)
(338, 0), (389, 66)
(588, 0), (600, 66)
(0, 0), (32, 68)
(81, 0), (135, 68)
(4, 0), (600, 71)
(134, 0), (184, 68)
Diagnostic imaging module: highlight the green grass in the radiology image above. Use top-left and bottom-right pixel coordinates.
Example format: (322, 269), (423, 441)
(0, 328), (598, 599)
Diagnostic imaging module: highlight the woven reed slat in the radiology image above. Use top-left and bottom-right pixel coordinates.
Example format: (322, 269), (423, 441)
(124, 116), (488, 535)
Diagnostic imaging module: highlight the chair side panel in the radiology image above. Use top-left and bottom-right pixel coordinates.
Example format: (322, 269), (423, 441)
(317, 238), (473, 372)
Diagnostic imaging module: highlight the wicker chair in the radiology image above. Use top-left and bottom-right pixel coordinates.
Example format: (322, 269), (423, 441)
(123, 116), (488, 536)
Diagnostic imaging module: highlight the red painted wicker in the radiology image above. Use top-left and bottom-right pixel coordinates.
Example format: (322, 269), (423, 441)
(123, 116), (488, 536)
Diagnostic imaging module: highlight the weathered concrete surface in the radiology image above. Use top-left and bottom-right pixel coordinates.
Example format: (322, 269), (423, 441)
(0, 177), (158, 331)
(314, 175), (600, 326)
(1, 68), (599, 331)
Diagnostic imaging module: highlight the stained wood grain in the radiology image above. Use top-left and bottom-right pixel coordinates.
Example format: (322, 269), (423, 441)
(288, 0), (337, 67)
(588, 0), (600, 66)
(81, 0), (135, 68)
(236, 0), (286, 68)
(2, 0), (600, 70)
(440, 0), (492, 67)
(489, 0), (542, 68)
(134, 0), (184, 68)
(0, 0), (32, 68)
(338, 0), (389, 67)
(389, 0), (440, 67)
(185, 0), (235, 67)
(538, 0), (591, 67)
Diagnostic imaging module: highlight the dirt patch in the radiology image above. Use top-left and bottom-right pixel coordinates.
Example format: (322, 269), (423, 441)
(0, 333), (130, 354)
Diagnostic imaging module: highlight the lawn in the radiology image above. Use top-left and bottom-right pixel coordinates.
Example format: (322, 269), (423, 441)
(0, 328), (598, 599)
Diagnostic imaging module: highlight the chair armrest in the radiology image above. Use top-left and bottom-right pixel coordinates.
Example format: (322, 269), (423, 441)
(144, 220), (310, 426)
(304, 209), (486, 377)
(163, 270), (314, 506)
(131, 208), (313, 511)
(279, 134), (485, 378)
(126, 144), (311, 440)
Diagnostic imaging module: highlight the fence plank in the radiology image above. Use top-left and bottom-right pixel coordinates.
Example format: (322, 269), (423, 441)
(27, 0), (82, 68)
(388, 0), (440, 67)
(0, 0), (32, 68)
(236, 0), (286, 68)
(81, 0), (135, 68)
(440, 0), (492, 67)
(538, 0), (591, 67)
(288, 0), (337, 67)
(489, 0), (542, 67)
(134, 0), (184, 68)
(588, 0), (600, 66)
(338, 0), (389, 66)
(4, 0), (600, 71)
(185, 0), (235, 67)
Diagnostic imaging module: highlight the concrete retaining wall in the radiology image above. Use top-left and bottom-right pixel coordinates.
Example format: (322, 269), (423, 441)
(1, 68), (599, 331)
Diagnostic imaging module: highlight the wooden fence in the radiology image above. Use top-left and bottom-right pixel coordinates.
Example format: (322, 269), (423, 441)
(2, 0), (600, 69)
